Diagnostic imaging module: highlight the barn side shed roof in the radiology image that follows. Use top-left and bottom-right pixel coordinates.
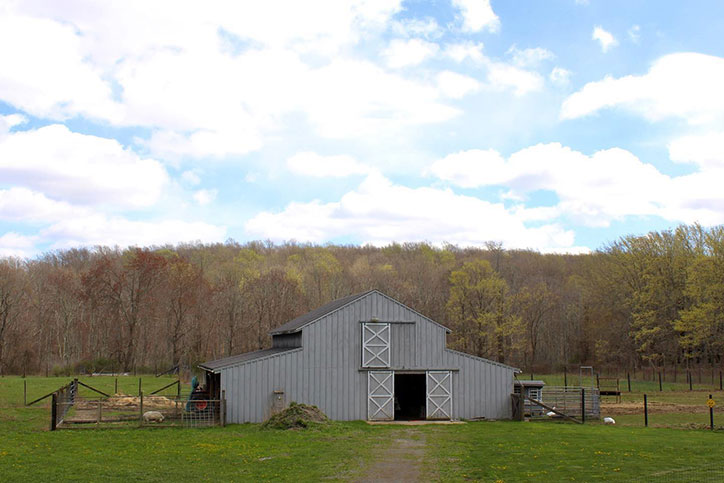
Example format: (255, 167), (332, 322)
(199, 347), (299, 372)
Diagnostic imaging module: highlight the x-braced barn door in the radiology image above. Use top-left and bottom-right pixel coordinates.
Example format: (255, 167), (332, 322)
(368, 371), (394, 420)
(362, 323), (390, 367)
(426, 371), (453, 420)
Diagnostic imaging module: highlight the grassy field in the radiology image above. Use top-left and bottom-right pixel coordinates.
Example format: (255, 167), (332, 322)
(2, 375), (724, 482)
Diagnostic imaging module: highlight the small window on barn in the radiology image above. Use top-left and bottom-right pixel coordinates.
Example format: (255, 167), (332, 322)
(362, 322), (390, 367)
(528, 387), (541, 401)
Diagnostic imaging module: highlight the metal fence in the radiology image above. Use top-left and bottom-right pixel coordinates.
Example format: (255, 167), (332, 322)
(529, 386), (600, 420)
(50, 379), (78, 430)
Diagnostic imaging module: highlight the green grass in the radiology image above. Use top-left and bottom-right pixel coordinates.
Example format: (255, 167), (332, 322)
(3, 376), (724, 481)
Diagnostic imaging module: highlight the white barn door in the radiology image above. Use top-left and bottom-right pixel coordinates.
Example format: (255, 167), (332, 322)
(362, 323), (390, 367)
(426, 371), (453, 420)
(367, 371), (394, 420)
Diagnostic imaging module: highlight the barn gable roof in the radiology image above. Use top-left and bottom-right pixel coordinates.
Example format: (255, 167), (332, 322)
(268, 289), (451, 335)
(199, 347), (299, 372)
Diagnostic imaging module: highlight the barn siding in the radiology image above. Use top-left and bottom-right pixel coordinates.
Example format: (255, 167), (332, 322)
(218, 291), (514, 423)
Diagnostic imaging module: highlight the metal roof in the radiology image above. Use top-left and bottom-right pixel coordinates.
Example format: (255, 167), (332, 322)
(199, 347), (299, 372)
(268, 290), (373, 335)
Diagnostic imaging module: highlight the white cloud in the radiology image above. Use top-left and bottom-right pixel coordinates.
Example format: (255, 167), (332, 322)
(668, 132), (724, 170)
(0, 14), (122, 122)
(452, 0), (500, 33)
(193, 189), (218, 206)
(444, 42), (486, 63)
(507, 46), (555, 67)
(0, 114), (28, 137)
(382, 38), (439, 68)
(550, 67), (572, 85)
(246, 172), (583, 253)
(181, 170), (202, 186)
(628, 25), (641, 43)
(42, 215), (227, 250)
(287, 152), (371, 177)
(429, 143), (677, 227)
(0, 124), (168, 208)
(592, 26), (618, 53)
(0, 232), (37, 258)
(391, 17), (441, 39)
(0, 188), (88, 223)
(561, 53), (724, 124)
(486, 62), (544, 96)
(436, 71), (481, 99)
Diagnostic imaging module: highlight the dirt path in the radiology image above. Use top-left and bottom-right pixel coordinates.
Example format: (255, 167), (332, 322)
(355, 428), (429, 482)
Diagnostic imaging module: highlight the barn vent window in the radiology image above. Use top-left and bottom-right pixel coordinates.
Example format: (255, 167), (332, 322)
(362, 322), (390, 367)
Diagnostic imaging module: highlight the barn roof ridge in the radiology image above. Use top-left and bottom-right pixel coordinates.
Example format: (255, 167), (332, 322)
(268, 289), (452, 335)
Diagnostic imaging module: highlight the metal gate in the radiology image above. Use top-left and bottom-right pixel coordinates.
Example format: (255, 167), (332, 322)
(367, 371), (394, 420)
(362, 323), (390, 367)
(426, 371), (452, 420)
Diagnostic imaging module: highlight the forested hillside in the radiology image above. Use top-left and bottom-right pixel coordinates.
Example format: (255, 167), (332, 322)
(1, 223), (722, 376)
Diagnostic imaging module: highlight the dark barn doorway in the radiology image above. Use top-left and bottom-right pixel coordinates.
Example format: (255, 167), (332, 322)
(394, 373), (426, 420)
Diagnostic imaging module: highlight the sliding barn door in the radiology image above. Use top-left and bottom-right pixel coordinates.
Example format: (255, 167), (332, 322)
(367, 371), (394, 420)
(426, 371), (452, 420)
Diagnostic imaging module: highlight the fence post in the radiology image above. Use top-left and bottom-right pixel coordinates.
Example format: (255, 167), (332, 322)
(97, 398), (102, 425)
(221, 390), (226, 427)
(709, 394), (714, 431)
(689, 372), (693, 391)
(627, 372), (631, 392)
(115, 377), (118, 395)
(658, 371), (662, 392)
(564, 367), (567, 387)
(644, 394), (648, 427)
(138, 377), (142, 396)
(581, 388), (586, 424)
(24, 380), (27, 406)
(50, 393), (57, 431)
(596, 373), (600, 389)
(720, 371), (722, 391)
(139, 391), (143, 427)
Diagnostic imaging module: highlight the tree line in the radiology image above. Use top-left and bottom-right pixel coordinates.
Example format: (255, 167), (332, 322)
(1, 223), (723, 376)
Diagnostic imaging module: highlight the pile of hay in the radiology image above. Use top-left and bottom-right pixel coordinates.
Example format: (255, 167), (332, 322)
(261, 402), (328, 430)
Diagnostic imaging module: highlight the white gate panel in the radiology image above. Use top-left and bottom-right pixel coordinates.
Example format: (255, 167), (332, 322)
(367, 371), (394, 420)
(427, 371), (452, 420)
(362, 323), (390, 367)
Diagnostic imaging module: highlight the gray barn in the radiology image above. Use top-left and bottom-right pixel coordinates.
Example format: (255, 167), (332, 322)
(199, 290), (516, 423)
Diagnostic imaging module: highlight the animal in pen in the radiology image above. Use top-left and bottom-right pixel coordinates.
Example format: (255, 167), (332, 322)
(143, 411), (165, 423)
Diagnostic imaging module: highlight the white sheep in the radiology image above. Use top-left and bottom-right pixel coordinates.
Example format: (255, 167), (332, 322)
(143, 410), (165, 423)
(546, 407), (557, 417)
(603, 417), (616, 425)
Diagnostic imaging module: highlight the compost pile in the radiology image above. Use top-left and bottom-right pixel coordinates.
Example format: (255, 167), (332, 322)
(261, 402), (328, 430)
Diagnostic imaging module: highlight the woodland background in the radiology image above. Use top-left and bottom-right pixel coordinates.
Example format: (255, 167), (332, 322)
(1, 223), (723, 376)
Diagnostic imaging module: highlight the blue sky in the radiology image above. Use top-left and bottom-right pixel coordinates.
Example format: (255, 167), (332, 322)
(1, 0), (724, 256)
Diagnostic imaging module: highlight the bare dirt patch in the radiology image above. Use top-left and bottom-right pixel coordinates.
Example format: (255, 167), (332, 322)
(355, 429), (428, 482)
(601, 401), (706, 415)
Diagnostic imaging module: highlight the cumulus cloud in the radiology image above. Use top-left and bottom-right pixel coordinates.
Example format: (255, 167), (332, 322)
(429, 142), (724, 227)
(0, 232), (37, 258)
(0, 124), (168, 208)
(193, 189), (218, 206)
(287, 152), (371, 177)
(42, 215), (227, 250)
(436, 71), (481, 99)
(507, 46), (555, 67)
(0, 188), (89, 223)
(452, 0), (500, 33)
(246, 171), (584, 253)
(382, 38), (439, 68)
(668, 132), (724, 170)
(549, 67), (572, 86)
(561, 53), (724, 124)
(592, 26), (618, 53)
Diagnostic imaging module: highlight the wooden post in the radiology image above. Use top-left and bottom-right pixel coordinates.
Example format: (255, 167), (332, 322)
(115, 378), (118, 395)
(644, 394), (648, 427)
(719, 371), (722, 391)
(564, 367), (567, 387)
(138, 377), (142, 396)
(689, 371), (693, 391)
(581, 388), (586, 424)
(627, 372), (631, 392)
(139, 391), (144, 426)
(97, 399), (102, 425)
(530, 372), (533, 381)
(50, 393), (57, 431)
(709, 394), (714, 431)
(24, 380), (27, 406)
(658, 371), (662, 391)
(177, 380), (181, 399)
(596, 373), (600, 389)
